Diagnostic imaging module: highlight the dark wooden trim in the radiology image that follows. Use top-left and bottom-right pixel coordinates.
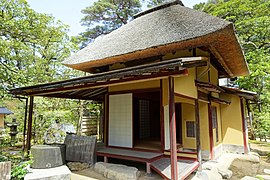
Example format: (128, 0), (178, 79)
(208, 102), (214, 160)
(107, 145), (163, 153)
(174, 92), (196, 100)
(97, 152), (155, 163)
(198, 91), (209, 102)
(160, 80), (165, 152)
(105, 93), (109, 146)
(26, 96), (34, 154)
(164, 149), (197, 155)
(195, 99), (202, 172)
(16, 70), (189, 97)
(240, 97), (248, 154)
(22, 97), (28, 153)
(163, 154), (198, 161)
(108, 88), (160, 95)
(168, 76), (178, 180)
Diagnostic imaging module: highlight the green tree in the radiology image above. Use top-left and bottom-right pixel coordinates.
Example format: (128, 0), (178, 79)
(0, 0), (84, 145)
(79, 0), (167, 47)
(194, 0), (270, 140)
(0, 0), (80, 99)
(79, 0), (141, 46)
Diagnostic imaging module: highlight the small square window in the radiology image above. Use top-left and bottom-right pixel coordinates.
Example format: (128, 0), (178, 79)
(186, 121), (195, 138)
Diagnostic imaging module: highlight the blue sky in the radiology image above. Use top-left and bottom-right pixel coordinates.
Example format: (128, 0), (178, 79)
(27, 0), (207, 36)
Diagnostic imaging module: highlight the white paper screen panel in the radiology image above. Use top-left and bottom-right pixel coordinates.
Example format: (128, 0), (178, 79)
(108, 93), (133, 148)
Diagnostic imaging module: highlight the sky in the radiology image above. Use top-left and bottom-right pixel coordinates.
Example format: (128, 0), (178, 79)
(27, 0), (207, 36)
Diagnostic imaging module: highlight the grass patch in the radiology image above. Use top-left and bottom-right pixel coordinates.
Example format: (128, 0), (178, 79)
(249, 140), (270, 147)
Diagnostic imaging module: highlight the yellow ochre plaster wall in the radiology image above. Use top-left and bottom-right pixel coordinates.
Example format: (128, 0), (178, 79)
(220, 94), (244, 146)
(199, 102), (210, 151)
(108, 79), (160, 92)
(212, 102), (223, 146)
(174, 68), (197, 99)
(196, 64), (219, 85)
(182, 103), (196, 149)
(210, 65), (218, 85)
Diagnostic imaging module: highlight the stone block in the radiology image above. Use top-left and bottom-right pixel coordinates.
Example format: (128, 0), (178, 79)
(94, 162), (140, 180)
(0, 161), (11, 180)
(192, 170), (222, 180)
(217, 168), (232, 179)
(105, 164), (140, 180)
(94, 162), (112, 175)
(256, 175), (270, 180)
(67, 162), (90, 171)
(31, 144), (66, 169)
(241, 176), (259, 180)
(264, 169), (270, 175)
(24, 165), (71, 180)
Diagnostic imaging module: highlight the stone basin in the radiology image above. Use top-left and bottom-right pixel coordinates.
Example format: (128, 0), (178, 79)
(31, 144), (66, 169)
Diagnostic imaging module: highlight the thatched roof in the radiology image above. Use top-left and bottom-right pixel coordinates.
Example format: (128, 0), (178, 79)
(63, 0), (248, 77)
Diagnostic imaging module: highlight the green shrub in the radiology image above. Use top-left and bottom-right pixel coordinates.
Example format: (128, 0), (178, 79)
(11, 160), (32, 180)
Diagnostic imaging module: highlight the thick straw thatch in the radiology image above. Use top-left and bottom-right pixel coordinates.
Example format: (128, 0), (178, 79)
(63, 1), (248, 76)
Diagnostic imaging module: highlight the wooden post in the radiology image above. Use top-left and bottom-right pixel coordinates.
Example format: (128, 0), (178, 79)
(22, 97), (28, 154)
(168, 76), (178, 180)
(195, 99), (202, 172)
(208, 102), (214, 160)
(240, 98), (248, 154)
(26, 96), (34, 154)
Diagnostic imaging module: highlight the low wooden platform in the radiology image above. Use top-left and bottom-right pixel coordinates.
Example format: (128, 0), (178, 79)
(151, 157), (199, 179)
(97, 147), (163, 162)
(96, 145), (199, 179)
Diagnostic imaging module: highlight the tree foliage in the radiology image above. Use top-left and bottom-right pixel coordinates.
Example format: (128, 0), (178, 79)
(0, 0), (85, 145)
(0, 0), (79, 98)
(79, 0), (166, 47)
(194, 0), (270, 139)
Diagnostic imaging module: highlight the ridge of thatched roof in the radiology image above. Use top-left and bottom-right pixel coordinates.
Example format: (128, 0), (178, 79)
(63, 1), (248, 77)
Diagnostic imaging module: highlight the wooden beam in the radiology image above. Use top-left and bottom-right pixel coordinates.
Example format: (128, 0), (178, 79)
(195, 99), (202, 171)
(26, 96), (34, 155)
(25, 71), (188, 96)
(209, 46), (233, 77)
(10, 57), (207, 96)
(168, 76), (178, 180)
(160, 80), (165, 151)
(208, 102), (214, 160)
(240, 98), (248, 154)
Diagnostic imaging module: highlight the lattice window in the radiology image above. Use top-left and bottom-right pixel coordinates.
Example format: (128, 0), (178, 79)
(186, 121), (195, 138)
(139, 99), (150, 138)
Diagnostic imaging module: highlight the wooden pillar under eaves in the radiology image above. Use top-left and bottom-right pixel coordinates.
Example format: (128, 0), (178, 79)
(208, 102), (214, 160)
(195, 99), (202, 172)
(26, 96), (34, 155)
(168, 76), (178, 180)
(240, 98), (248, 154)
(22, 97), (29, 153)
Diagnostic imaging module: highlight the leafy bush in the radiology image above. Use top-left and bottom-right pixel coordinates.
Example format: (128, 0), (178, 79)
(11, 160), (32, 180)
